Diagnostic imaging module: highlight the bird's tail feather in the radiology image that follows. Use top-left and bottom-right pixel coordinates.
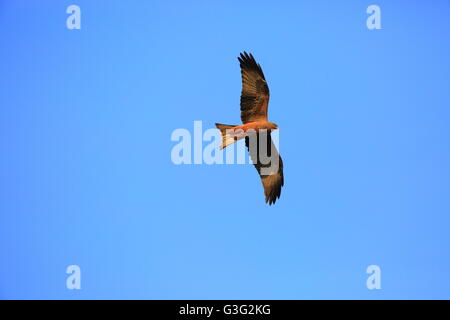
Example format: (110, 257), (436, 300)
(215, 123), (239, 149)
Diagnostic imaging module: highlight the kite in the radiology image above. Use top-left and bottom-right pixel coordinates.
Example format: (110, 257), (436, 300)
(216, 52), (284, 205)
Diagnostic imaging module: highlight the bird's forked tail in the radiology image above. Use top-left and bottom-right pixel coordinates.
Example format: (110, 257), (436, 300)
(215, 123), (239, 149)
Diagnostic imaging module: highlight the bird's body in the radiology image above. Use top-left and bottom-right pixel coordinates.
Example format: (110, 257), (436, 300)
(234, 121), (278, 132)
(215, 52), (284, 205)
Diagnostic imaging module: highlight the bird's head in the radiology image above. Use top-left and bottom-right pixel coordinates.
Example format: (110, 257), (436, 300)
(268, 122), (279, 130)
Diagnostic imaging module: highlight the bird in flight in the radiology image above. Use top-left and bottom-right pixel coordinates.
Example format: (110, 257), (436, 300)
(215, 52), (284, 205)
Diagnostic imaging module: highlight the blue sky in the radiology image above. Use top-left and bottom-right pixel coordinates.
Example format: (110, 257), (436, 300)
(1, 0), (450, 299)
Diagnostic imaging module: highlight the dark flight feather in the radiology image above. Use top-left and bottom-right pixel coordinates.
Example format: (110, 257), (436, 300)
(238, 52), (270, 124)
(245, 131), (284, 205)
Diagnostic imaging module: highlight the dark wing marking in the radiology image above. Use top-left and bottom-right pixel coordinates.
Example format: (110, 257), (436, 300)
(245, 131), (284, 205)
(238, 52), (270, 124)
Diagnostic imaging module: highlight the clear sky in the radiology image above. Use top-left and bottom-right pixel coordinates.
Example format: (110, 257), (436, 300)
(1, 0), (450, 299)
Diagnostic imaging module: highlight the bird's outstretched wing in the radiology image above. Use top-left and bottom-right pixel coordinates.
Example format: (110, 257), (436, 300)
(245, 132), (284, 205)
(238, 52), (270, 124)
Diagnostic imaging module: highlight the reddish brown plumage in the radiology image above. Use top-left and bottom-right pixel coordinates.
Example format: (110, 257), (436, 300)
(215, 52), (284, 205)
